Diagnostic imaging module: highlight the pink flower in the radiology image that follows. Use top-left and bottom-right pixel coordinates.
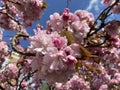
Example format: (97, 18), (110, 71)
(29, 29), (54, 54)
(99, 84), (108, 90)
(14, 0), (44, 21)
(38, 49), (77, 85)
(29, 29), (68, 55)
(101, 0), (116, 6)
(62, 8), (79, 22)
(66, 55), (77, 64)
(104, 20), (120, 36)
(62, 8), (70, 21)
(75, 9), (94, 25)
(29, 28), (77, 85)
(55, 74), (90, 90)
(46, 8), (79, 32)
(108, 36), (120, 48)
(5, 64), (18, 79)
(0, 71), (6, 82)
(72, 21), (90, 36)
(69, 43), (82, 58)
(112, 3), (120, 14)
(51, 32), (67, 49)
(21, 81), (27, 88)
(0, 41), (8, 55)
(0, 14), (21, 31)
(28, 27), (77, 85)
(111, 73), (120, 84)
(47, 13), (63, 32)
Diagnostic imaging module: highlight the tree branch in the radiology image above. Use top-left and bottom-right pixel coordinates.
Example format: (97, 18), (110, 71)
(11, 33), (36, 56)
(0, 85), (5, 90)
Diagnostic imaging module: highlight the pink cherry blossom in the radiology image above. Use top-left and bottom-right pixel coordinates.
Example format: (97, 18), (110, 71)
(5, 64), (18, 79)
(0, 0), (120, 89)
(29, 29), (54, 54)
(108, 36), (120, 48)
(0, 41), (8, 55)
(46, 12), (63, 32)
(75, 9), (94, 25)
(112, 3), (120, 14)
(51, 32), (68, 49)
(104, 20), (120, 36)
(111, 73), (120, 84)
(37, 49), (77, 85)
(21, 81), (27, 89)
(101, 0), (116, 6)
(99, 84), (108, 90)
(55, 74), (90, 90)
(71, 21), (90, 36)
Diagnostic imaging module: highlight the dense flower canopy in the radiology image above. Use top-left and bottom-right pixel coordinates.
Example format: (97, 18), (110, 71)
(0, 0), (120, 90)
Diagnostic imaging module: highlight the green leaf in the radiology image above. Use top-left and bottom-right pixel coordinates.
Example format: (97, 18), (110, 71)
(79, 45), (98, 60)
(61, 30), (74, 45)
(40, 81), (49, 90)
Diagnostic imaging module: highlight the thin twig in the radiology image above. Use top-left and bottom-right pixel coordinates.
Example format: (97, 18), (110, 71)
(17, 70), (37, 90)
(87, 0), (119, 37)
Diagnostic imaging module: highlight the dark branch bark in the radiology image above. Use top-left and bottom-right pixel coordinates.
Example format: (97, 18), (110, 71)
(0, 85), (5, 90)
(11, 33), (36, 56)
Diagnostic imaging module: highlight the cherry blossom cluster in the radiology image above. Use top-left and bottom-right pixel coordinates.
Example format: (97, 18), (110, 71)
(55, 75), (90, 90)
(20, 27), (81, 88)
(27, 8), (94, 85)
(0, 0), (120, 90)
(46, 8), (94, 44)
(0, 0), (45, 31)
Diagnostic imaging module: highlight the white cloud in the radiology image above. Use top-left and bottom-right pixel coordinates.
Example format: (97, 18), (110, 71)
(0, 27), (4, 33)
(86, 0), (99, 11)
